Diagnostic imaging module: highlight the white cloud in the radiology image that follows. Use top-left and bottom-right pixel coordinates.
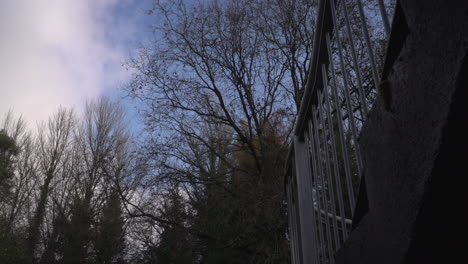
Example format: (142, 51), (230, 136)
(0, 0), (138, 126)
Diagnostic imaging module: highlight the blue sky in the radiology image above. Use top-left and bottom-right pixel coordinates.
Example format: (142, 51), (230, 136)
(0, 0), (154, 129)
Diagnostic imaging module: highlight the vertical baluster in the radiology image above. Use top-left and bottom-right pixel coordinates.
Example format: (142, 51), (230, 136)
(318, 80), (341, 251)
(355, 0), (381, 92)
(338, 0), (369, 118)
(330, 1), (362, 198)
(330, 0), (363, 178)
(377, 0), (391, 36)
(322, 64), (349, 241)
(325, 32), (356, 215)
(309, 111), (333, 263)
(305, 128), (326, 263)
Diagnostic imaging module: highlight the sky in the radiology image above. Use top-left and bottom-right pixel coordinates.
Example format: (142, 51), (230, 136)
(0, 0), (153, 128)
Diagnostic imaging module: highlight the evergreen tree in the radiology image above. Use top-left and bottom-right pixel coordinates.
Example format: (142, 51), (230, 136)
(140, 188), (195, 264)
(0, 129), (18, 200)
(95, 190), (126, 264)
(0, 130), (27, 264)
(62, 198), (93, 264)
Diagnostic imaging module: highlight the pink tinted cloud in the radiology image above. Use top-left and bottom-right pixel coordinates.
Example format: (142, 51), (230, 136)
(0, 0), (137, 126)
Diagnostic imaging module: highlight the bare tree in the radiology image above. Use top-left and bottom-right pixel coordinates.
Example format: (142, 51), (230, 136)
(27, 108), (75, 262)
(124, 0), (320, 262)
(55, 98), (132, 263)
(128, 0), (317, 171)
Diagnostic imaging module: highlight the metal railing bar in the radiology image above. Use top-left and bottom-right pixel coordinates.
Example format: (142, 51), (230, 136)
(330, 0), (364, 179)
(325, 33), (356, 215)
(317, 88), (341, 251)
(339, 0), (369, 118)
(377, 0), (391, 36)
(321, 63), (349, 243)
(356, 0), (381, 94)
(302, 139), (322, 264)
(311, 110), (334, 263)
(305, 128), (326, 263)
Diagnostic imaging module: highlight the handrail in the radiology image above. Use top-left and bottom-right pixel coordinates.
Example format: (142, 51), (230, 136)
(285, 0), (396, 263)
(293, 0), (331, 138)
